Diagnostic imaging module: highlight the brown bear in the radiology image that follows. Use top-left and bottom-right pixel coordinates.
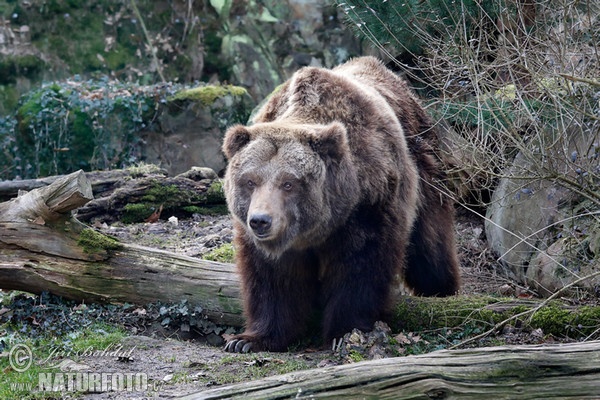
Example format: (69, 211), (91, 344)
(222, 56), (460, 353)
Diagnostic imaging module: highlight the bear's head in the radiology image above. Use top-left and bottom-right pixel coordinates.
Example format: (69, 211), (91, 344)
(222, 121), (360, 258)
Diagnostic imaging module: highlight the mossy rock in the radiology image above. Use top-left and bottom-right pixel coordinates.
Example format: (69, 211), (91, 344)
(169, 85), (248, 106)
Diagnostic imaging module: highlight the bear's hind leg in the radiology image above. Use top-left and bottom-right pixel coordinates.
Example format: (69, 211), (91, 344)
(404, 205), (460, 296)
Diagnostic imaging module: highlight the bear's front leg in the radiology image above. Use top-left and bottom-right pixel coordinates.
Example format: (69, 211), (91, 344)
(319, 219), (403, 344)
(225, 241), (319, 353)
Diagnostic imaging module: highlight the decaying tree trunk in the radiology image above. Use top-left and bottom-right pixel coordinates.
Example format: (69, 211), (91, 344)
(0, 166), (166, 203)
(0, 166), (223, 223)
(0, 170), (243, 326)
(180, 340), (600, 399)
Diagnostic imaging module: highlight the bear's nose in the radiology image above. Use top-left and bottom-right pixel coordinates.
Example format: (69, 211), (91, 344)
(249, 214), (272, 236)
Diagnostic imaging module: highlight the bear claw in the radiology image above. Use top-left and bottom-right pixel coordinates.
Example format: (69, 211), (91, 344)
(224, 338), (254, 353)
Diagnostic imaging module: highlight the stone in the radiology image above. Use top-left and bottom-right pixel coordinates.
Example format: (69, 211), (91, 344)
(485, 126), (599, 292)
(140, 85), (255, 176)
(216, 0), (362, 101)
(527, 238), (600, 296)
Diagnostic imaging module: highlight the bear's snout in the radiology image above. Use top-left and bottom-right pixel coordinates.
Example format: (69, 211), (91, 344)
(248, 213), (273, 237)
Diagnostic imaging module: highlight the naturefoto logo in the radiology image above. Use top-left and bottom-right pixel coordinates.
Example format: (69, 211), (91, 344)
(8, 343), (154, 394)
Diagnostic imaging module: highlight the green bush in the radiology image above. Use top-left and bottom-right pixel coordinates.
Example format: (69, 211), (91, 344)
(4, 78), (174, 179)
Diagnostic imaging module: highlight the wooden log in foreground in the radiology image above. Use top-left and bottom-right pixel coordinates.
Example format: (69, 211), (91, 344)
(181, 340), (600, 399)
(0, 170), (243, 326)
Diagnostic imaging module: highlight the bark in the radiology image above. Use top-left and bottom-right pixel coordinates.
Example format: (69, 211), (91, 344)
(180, 340), (600, 399)
(0, 167), (167, 203)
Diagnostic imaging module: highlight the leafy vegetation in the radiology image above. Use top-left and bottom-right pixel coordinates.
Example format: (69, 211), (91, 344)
(0, 79), (250, 180)
(3, 78), (168, 179)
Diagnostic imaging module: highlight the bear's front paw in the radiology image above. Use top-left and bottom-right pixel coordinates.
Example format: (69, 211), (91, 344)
(224, 337), (256, 353)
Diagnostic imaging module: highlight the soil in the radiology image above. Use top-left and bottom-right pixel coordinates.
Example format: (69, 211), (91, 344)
(6, 211), (566, 399)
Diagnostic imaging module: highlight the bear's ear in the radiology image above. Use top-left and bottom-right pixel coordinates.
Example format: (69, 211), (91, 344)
(222, 125), (251, 159)
(309, 122), (349, 161)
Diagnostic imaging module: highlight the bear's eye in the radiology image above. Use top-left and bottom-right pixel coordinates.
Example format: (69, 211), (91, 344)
(282, 181), (293, 191)
(246, 180), (256, 189)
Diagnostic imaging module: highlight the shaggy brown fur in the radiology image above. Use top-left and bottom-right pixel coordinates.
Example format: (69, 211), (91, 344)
(222, 57), (460, 353)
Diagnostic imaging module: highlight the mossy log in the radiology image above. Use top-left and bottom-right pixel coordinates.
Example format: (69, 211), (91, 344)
(181, 340), (600, 399)
(0, 166), (167, 203)
(0, 165), (226, 223)
(1, 170), (600, 338)
(0, 170), (242, 326)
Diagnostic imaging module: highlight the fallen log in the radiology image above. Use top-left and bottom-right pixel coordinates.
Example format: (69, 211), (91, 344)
(0, 170), (243, 326)
(0, 166), (167, 203)
(180, 340), (600, 399)
(1, 170), (600, 339)
(0, 165), (225, 223)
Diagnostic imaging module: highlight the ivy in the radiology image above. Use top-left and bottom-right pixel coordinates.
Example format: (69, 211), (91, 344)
(0, 77), (251, 180)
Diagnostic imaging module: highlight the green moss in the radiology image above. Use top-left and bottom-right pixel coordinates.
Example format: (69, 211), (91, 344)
(169, 85), (248, 106)
(203, 243), (235, 263)
(77, 228), (122, 253)
(205, 180), (226, 203)
(392, 295), (504, 332)
(120, 178), (228, 223)
(393, 295), (600, 340)
(348, 350), (365, 362)
(183, 204), (229, 216)
(126, 163), (165, 177)
(530, 304), (577, 336)
(122, 203), (155, 224)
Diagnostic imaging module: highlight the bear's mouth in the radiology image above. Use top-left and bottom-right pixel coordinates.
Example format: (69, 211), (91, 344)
(251, 231), (275, 241)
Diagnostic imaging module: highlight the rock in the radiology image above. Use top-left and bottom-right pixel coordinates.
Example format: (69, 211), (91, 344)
(216, 0), (362, 101)
(141, 85), (255, 176)
(485, 153), (570, 281)
(527, 238), (600, 297)
(485, 126), (599, 293)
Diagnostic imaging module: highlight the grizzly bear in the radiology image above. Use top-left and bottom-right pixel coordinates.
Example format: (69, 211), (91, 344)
(222, 56), (460, 353)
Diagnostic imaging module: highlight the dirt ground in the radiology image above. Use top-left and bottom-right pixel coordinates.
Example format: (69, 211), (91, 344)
(27, 211), (552, 399)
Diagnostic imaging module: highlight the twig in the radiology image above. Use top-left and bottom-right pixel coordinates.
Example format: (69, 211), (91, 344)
(559, 73), (600, 87)
(130, 0), (166, 83)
